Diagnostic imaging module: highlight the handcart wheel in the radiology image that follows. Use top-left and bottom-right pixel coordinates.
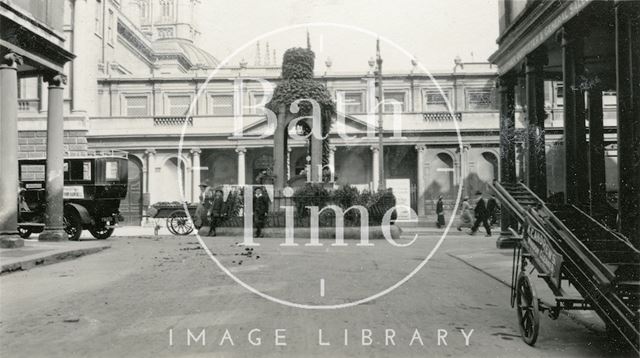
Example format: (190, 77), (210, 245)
(516, 272), (540, 346)
(167, 210), (194, 236)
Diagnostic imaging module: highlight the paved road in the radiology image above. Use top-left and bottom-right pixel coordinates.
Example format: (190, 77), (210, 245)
(0, 231), (627, 357)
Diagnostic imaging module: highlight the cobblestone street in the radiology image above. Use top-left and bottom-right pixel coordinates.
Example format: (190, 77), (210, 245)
(0, 231), (624, 357)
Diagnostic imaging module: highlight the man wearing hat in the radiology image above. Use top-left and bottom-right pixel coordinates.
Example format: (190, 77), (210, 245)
(469, 190), (492, 237)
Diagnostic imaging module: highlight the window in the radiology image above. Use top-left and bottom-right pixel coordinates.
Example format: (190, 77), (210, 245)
(66, 161), (92, 181)
(603, 91), (616, 107)
(107, 9), (114, 43)
(424, 90), (449, 112)
(125, 96), (148, 116)
(466, 89), (493, 110)
(94, 0), (103, 34)
(140, 0), (149, 23)
(210, 95), (233, 115)
(383, 91), (406, 113)
(555, 83), (564, 107)
(105, 161), (119, 180)
(20, 164), (45, 181)
(338, 91), (364, 114)
(168, 95), (191, 115)
(160, 0), (174, 19)
(244, 93), (270, 114)
(18, 77), (38, 99)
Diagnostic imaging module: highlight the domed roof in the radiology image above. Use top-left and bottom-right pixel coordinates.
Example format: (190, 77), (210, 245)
(152, 38), (219, 68)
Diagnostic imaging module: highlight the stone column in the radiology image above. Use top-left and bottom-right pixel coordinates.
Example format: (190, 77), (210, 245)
(498, 76), (517, 184)
(328, 145), (337, 182)
(497, 75), (518, 248)
(145, 149), (156, 205)
(524, 49), (547, 199)
(586, 88), (606, 210)
(615, 2), (640, 247)
(236, 147), (246, 185)
(310, 135), (323, 183)
(39, 73), (68, 241)
(0, 53), (23, 247)
(416, 144), (427, 216)
(371, 146), (380, 190)
(191, 148), (201, 202)
(286, 147), (292, 181)
(561, 27), (589, 205)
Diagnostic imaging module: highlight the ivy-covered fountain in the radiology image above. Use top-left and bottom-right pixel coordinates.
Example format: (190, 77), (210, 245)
(265, 46), (336, 191)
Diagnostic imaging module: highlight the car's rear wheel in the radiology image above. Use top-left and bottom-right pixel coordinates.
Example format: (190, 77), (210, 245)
(89, 226), (114, 240)
(64, 212), (83, 241)
(18, 227), (32, 239)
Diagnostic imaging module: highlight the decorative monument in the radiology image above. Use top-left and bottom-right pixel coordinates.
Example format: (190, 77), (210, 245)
(265, 43), (336, 191)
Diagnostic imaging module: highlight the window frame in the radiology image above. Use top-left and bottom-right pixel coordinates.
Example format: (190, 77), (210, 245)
(337, 90), (365, 114)
(124, 95), (150, 117)
(382, 90), (407, 113)
(465, 88), (494, 111)
(209, 93), (234, 116)
(166, 94), (193, 116)
(423, 89), (451, 112)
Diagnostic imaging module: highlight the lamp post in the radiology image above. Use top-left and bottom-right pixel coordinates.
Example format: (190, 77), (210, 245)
(375, 38), (385, 190)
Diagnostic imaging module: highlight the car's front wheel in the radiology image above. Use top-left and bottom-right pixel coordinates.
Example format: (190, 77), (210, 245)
(64, 212), (83, 241)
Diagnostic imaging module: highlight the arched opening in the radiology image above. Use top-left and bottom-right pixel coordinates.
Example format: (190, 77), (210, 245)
(159, 157), (187, 202)
(428, 152), (455, 198)
(478, 151), (499, 183)
(119, 157), (143, 225)
(203, 153), (236, 187)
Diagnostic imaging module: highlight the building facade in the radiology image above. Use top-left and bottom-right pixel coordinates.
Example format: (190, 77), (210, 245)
(12, 0), (623, 227)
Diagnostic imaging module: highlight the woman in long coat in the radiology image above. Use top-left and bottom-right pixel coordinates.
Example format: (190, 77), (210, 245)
(457, 196), (473, 231)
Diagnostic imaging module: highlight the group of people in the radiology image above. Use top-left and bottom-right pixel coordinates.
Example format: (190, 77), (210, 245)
(435, 191), (498, 237)
(195, 183), (269, 238)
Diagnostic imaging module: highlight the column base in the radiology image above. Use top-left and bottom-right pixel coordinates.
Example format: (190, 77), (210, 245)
(495, 231), (518, 249)
(38, 229), (68, 241)
(0, 234), (24, 248)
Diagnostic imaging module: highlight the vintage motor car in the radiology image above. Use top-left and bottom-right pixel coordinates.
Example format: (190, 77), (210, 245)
(18, 153), (128, 240)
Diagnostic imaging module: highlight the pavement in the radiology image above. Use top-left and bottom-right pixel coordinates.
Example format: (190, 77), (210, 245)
(0, 239), (110, 274)
(3, 230), (627, 357)
(446, 240), (607, 334)
(0, 223), (609, 348)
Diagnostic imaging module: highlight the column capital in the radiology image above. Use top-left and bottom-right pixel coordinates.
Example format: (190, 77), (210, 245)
(145, 148), (156, 155)
(415, 144), (426, 153)
(235, 146), (247, 154)
(370, 146), (380, 153)
(329, 144), (337, 152)
(44, 72), (67, 87)
(190, 148), (202, 155)
(1, 53), (23, 68)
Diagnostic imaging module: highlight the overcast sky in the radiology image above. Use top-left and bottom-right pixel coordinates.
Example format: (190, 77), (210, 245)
(197, 0), (499, 73)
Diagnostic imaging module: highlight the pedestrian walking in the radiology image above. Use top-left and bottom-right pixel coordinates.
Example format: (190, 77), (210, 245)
(469, 190), (492, 237)
(436, 195), (445, 228)
(207, 189), (225, 236)
(456, 196), (473, 231)
(253, 187), (269, 238)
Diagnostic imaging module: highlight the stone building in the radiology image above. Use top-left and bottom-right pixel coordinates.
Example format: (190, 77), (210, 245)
(11, 0), (622, 226)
